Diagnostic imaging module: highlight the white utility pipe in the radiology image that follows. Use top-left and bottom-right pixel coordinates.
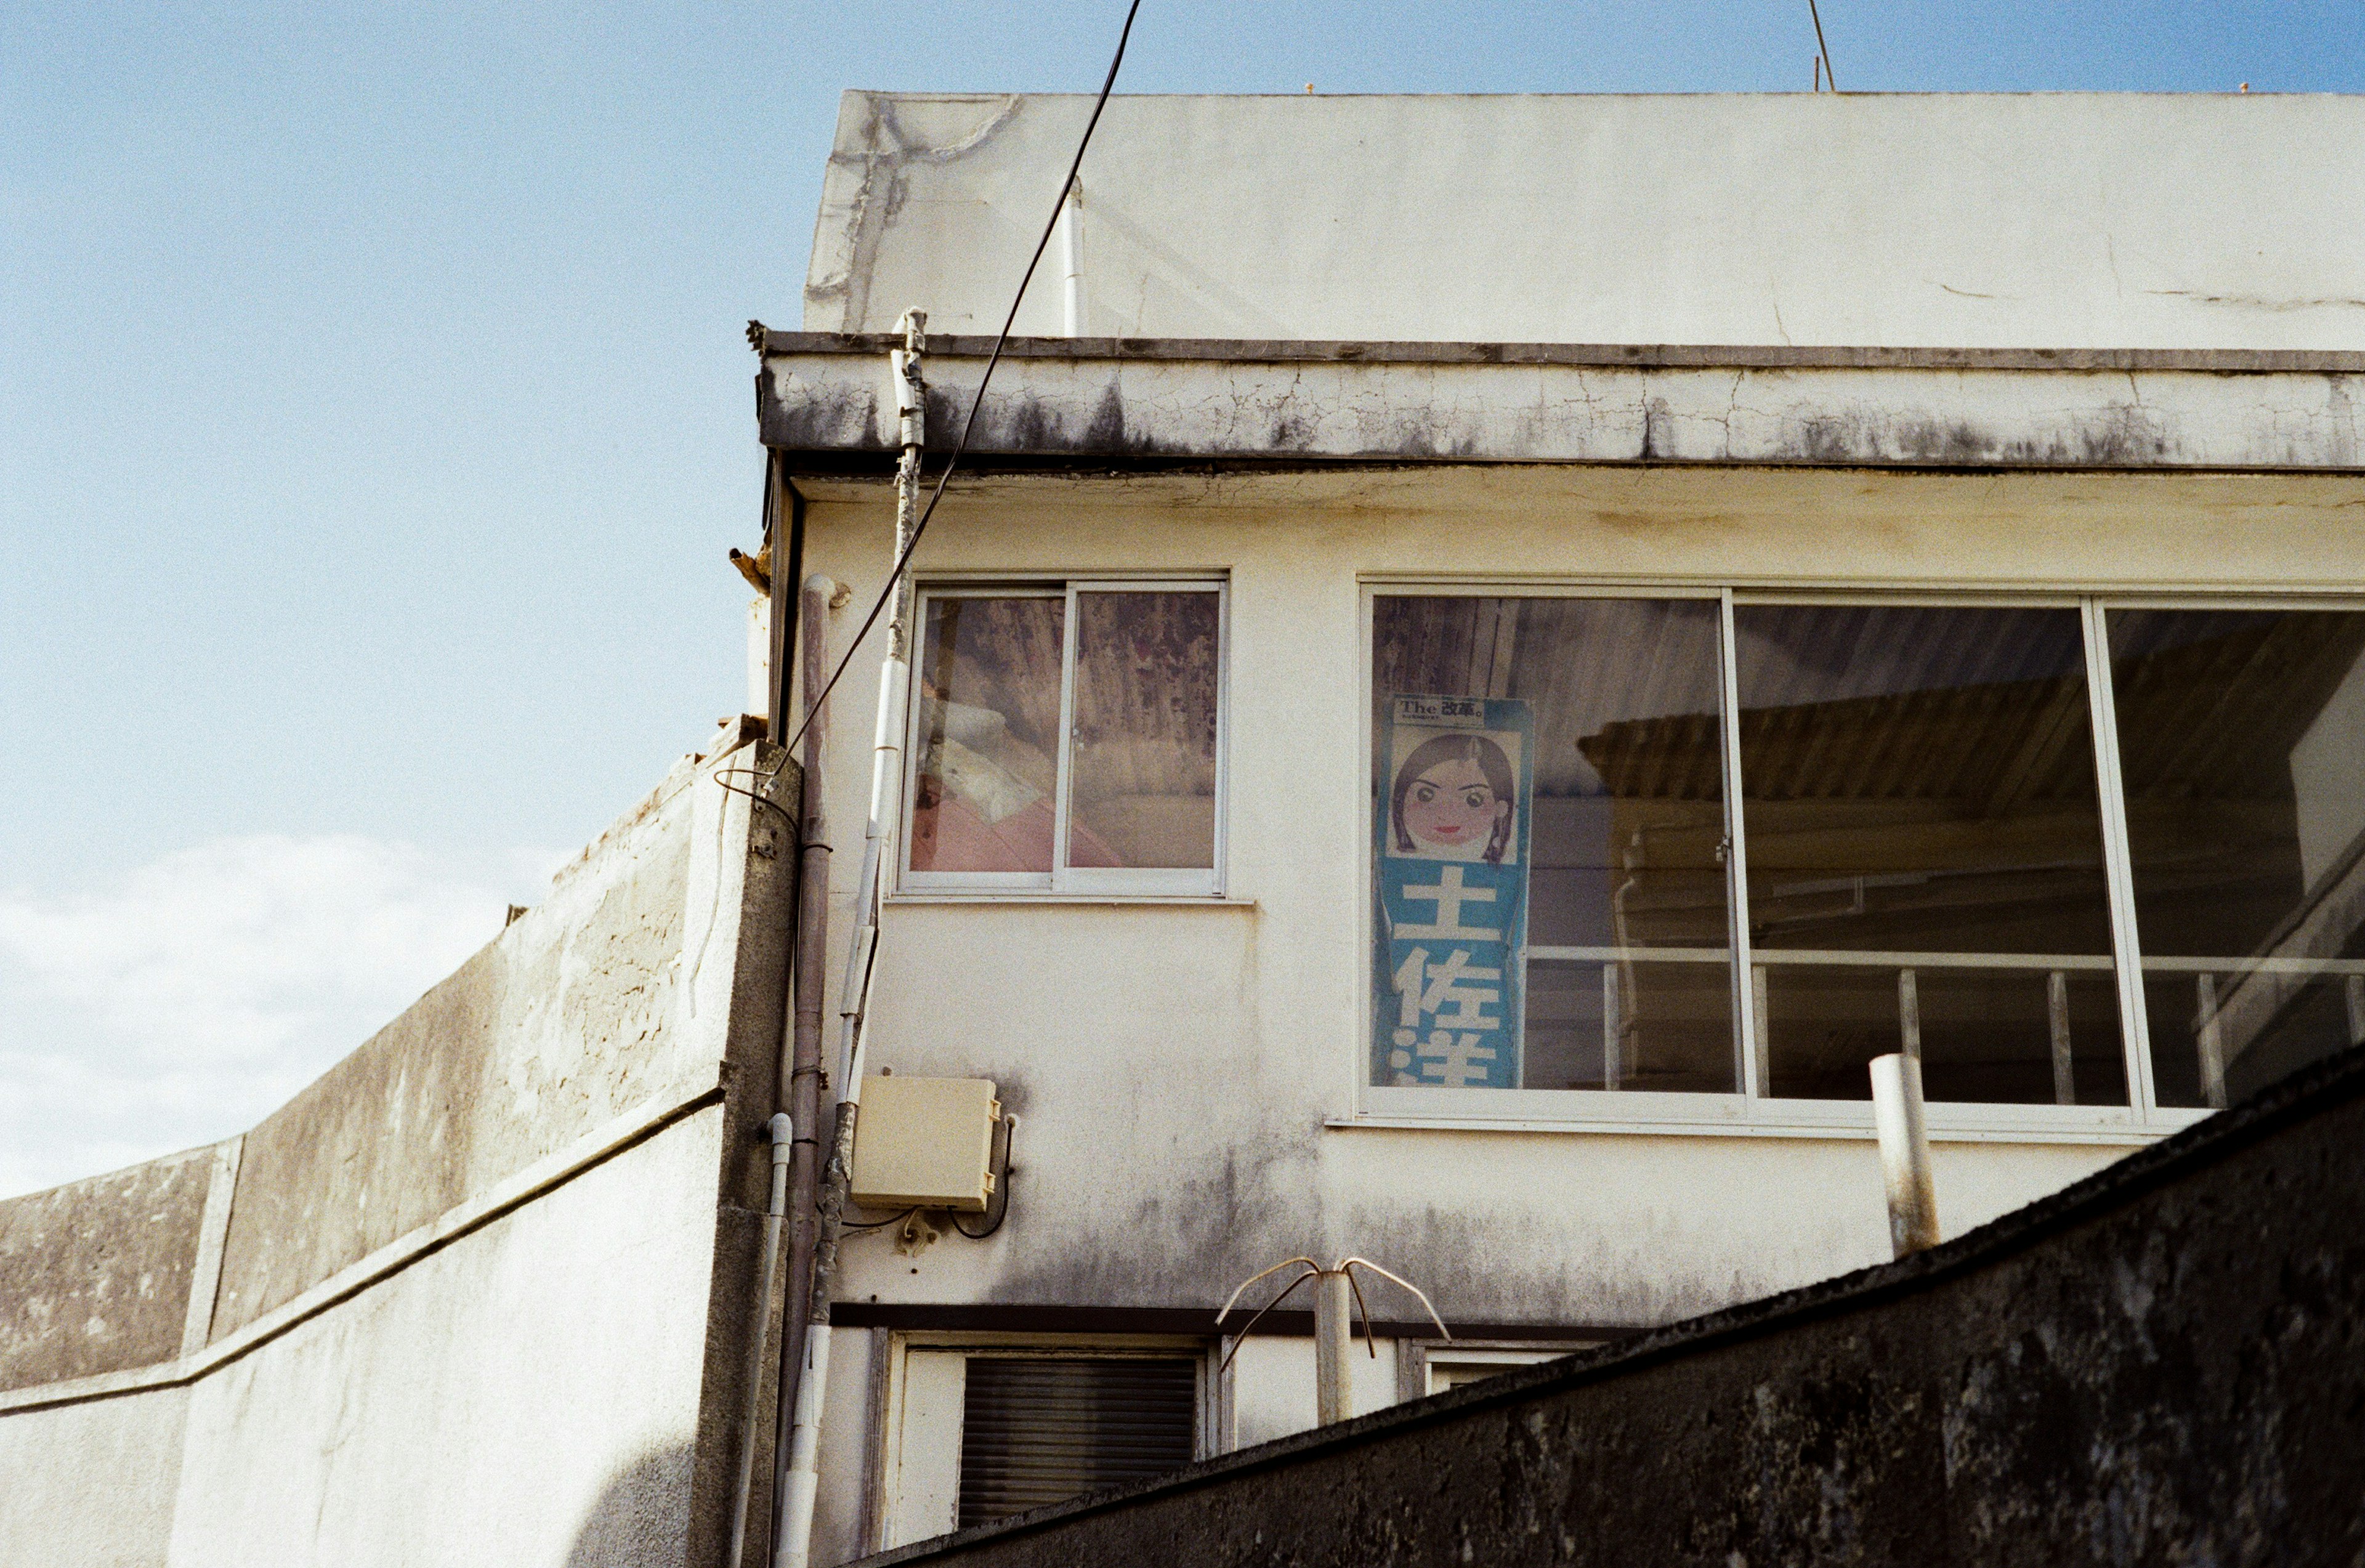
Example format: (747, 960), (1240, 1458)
(1869, 1053), (1941, 1258)
(728, 1113), (794, 1568)
(1059, 179), (1083, 335)
(775, 318), (924, 1568)
(1313, 1269), (1354, 1425)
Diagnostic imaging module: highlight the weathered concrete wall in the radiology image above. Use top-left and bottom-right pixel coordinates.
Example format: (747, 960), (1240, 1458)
(760, 340), (2365, 472)
(790, 463), (2361, 1353)
(0, 735), (802, 1568)
(0, 1387), (190, 1567)
(0, 1146), (214, 1391)
(211, 748), (713, 1337)
(166, 1107), (725, 1568)
(807, 93), (2365, 351)
(855, 1041), (2365, 1568)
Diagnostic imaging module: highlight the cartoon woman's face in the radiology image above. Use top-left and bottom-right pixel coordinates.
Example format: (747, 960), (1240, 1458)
(1402, 758), (1506, 851)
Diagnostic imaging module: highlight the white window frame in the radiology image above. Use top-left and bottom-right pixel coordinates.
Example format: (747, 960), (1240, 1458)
(1396, 1338), (1597, 1400)
(898, 578), (1229, 899)
(1356, 583), (2365, 1141)
(870, 1332), (1218, 1551)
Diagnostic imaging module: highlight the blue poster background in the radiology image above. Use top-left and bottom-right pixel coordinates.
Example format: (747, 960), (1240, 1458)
(1373, 695), (1534, 1089)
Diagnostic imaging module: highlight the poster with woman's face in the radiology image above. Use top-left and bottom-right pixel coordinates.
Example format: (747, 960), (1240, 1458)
(1374, 695), (1534, 1091)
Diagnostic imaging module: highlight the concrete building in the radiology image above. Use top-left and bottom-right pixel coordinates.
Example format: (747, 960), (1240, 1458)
(4, 91), (2361, 1567)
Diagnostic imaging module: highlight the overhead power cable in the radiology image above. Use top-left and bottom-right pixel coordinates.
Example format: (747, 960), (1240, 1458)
(775, 0), (1146, 759)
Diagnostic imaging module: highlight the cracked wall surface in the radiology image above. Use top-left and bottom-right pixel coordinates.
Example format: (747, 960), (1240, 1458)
(802, 92), (2365, 350)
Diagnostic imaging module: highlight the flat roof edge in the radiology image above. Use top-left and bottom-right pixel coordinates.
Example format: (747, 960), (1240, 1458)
(754, 328), (2365, 376)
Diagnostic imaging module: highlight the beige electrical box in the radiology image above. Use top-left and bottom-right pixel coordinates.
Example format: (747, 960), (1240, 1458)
(849, 1076), (1000, 1212)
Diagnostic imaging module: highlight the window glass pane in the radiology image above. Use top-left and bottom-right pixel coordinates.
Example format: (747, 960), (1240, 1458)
(1734, 605), (2127, 1105)
(911, 595), (1065, 874)
(1373, 596), (1732, 1091)
(957, 1357), (1197, 1529)
(1067, 591), (1220, 870)
(2106, 609), (2365, 1109)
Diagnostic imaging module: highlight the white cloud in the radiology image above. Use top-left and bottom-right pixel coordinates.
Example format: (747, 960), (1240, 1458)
(0, 835), (558, 1198)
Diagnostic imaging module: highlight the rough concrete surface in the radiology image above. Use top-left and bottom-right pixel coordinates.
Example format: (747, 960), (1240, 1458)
(850, 1044), (2365, 1568)
(209, 751), (708, 1338)
(0, 1146), (212, 1391)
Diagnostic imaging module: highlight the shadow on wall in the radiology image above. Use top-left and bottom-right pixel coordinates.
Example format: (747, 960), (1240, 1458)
(566, 1441), (696, 1568)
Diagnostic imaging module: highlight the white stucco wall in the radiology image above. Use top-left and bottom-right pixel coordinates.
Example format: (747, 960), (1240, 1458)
(807, 92), (2365, 350)
(0, 1386), (190, 1568)
(788, 463), (2362, 1361)
(164, 1109), (724, 1568)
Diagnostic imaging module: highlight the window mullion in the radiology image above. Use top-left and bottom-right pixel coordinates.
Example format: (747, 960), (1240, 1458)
(1049, 584), (1083, 888)
(1719, 589), (1764, 1105)
(2083, 598), (2161, 1120)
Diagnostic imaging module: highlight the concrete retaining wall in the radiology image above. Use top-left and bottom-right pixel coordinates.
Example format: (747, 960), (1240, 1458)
(0, 736), (802, 1568)
(854, 1041), (2365, 1568)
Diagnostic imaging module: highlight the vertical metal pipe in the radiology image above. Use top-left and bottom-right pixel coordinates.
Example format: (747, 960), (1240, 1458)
(730, 1114), (794, 1568)
(2347, 974), (2365, 1048)
(777, 313), (925, 1568)
(1313, 1270), (1354, 1425)
(2196, 972), (2228, 1110)
(766, 575), (835, 1564)
(1750, 964), (1771, 1094)
(2048, 971), (2076, 1105)
(1601, 965), (1622, 1090)
(1896, 968), (1921, 1061)
(1869, 1053), (1941, 1258)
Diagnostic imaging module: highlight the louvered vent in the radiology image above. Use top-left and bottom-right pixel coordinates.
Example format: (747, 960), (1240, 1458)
(957, 1357), (1197, 1529)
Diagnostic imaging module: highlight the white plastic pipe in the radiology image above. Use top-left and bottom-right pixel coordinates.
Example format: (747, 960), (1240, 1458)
(1869, 1053), (1941, 1258)
(1313, 1270), (1354, 1425)
(1059, 180), (1083, 336)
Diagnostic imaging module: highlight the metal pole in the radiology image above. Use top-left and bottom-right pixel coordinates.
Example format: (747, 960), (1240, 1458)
(776, 311), (926, 1568)
(729, 1114), (794, 1568)
(2048, 971), (2076, 1105)
(766, 575), (835, 1565)
(1869, 1053), (1941, 1258)
(1312, 1269), (1354, 1425)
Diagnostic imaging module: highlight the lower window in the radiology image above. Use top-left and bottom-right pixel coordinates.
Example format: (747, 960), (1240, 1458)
(881, 1344), (1207, 1547)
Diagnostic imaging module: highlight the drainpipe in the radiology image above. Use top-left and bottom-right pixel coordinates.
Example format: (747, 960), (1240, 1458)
(729, 1113), (795, 1568)
(763, 573), (836, 1566)
(775, 311), (926, 1568)
(1059, 179), (1084, 335)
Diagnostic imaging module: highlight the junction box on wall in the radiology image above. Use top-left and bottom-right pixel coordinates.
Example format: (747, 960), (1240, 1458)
(849, 1076), (1001, 1212)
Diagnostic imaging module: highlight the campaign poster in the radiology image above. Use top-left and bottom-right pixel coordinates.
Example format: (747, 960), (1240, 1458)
(1373, 694), (1534, 1089)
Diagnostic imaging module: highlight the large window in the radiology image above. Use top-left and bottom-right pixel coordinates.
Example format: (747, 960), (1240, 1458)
(1369, 591), (2365, 1133)
(904, 581), (1225, 896)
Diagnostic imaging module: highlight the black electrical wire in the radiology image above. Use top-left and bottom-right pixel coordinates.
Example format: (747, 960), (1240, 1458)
(774, 0), (1146, 760)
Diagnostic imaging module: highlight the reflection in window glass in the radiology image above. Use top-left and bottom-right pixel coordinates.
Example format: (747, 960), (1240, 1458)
(1734, 606), (2127, 1105)
(1068, 592), (1221, 870)
(911, 596), (1065, 873)
(1373, 597), (1732, 1091)
(2106, 610), (2365, 1107)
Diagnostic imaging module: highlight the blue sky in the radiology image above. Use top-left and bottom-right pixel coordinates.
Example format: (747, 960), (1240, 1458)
(4, 0), (2360, 1194)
